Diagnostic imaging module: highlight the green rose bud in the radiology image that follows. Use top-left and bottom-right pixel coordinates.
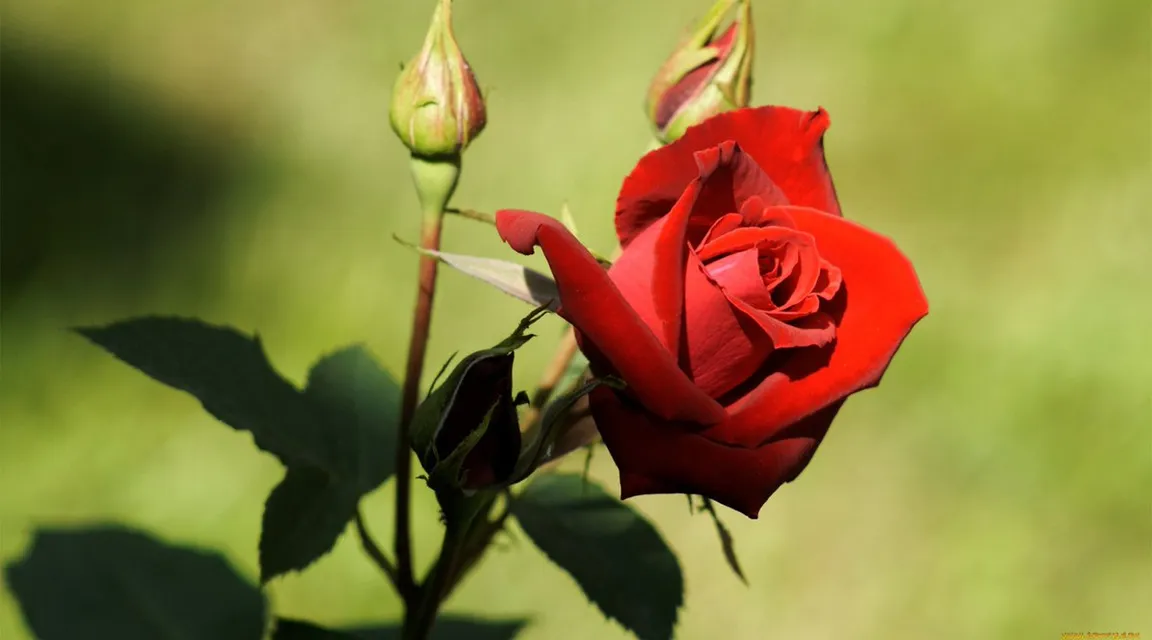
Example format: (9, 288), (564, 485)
(646, 0), (754, 144)
(390, 0), (486, 159)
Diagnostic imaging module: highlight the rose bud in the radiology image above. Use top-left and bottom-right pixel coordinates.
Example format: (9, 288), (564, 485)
(646, 0), (754, 144)
(389, 0), (486, 159)
(411, 351), (524, 491)
(495, 106), (928, 517)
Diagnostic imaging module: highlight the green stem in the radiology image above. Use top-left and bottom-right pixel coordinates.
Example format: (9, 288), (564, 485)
(445, 207), (495, 225)
(402, 494), (499, 640)
(442, 494), (511, 601)
(354, 507), (400, 589)
(395, 154), (462, 605)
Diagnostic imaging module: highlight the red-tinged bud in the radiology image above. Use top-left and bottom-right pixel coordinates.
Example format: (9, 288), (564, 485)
(646, 0), (754, 144)
(390, 0), (486, 159)
(421, 352), (523, 490)
(410, 307), (550, 493)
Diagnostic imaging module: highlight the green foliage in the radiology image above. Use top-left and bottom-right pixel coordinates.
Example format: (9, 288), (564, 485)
(4, 525), (267, 640)
(76, 318), (401, 582)
(511, 474), (682, 640)
(76, 317), (335, 469)
(259, 466), (362, 583)
(303, 346), (403, 492)
(273, 616), (529, 640)
(506, 376), (620, 484)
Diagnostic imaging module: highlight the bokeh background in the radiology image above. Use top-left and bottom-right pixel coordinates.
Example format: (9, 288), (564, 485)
(2, 0), (1149, 638)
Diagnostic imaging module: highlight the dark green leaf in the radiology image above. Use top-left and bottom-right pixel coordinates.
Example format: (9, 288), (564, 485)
(258, 346), (401, 582)
(77, 319), (402, 583)
(76, 317), (336, 467)
(4, 525), (266, 640)
(274, 617), (529, 640)
(259, 466), (359, 582)
(274, 618), (360, 639)
(303, 345), (402, 492)
(698, 497), (747, 585)
(512, 474), (682, 640)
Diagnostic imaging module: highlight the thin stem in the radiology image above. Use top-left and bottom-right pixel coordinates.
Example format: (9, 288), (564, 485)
(445, 207), (495, 225)
(395, 154), (462, 605)
(395, 215), (440, 599)
(443, 495), (512, 600)
(530, 329), (580, 408)
(354, 507), (403, 593)
(403, 494), (499, 640)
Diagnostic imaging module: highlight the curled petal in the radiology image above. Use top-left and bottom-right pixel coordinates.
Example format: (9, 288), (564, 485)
(682, 250), (774, 398)
(496, 209), (725, 425)
(702, 248), (775, 310)
(698, 212), (745, 249)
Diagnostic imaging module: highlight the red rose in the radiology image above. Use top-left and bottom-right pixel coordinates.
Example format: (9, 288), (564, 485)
(497, 106), (927, 517)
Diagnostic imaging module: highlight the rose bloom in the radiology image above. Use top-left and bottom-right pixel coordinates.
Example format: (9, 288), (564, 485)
(498, 107), (928, 517)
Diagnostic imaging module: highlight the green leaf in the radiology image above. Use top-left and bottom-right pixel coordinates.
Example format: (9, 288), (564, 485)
(397, 237), (560, 310)
(512, 474), (682, 640)
(76, 316), (335, 469)
(77, 319), (403, 583)
(698, 496), (747, 585)
(258, 346), (401, 582)
(259, 466), (360, 582)
(273, 619), (359, 639)
(273, 617), (529, 640)
(5, 525), (267, 640)
(303, 345), (402, 493)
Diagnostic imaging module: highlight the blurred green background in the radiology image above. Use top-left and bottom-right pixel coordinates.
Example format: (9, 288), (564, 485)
(2, 0), (1149, 637)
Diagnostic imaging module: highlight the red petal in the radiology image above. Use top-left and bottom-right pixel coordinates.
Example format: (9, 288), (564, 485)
(697, 226), (812, 263)
(651, 177), (700, 358)
(700, 247), (836, 351)
(608, 180), (703, 359)
(616, 106), (842, 247)
(617, 138), (790, 248)
(706, 206), (928, 447)
(682, 250), (774, 398)
(701, 248), (774, 310)
(591, 387), (844, 518)
(611, 143), (787, 361)
(495, 209), (725, 425)
(698, 212), (744, 248)
(741, 196), (798, 229)
(813, 259), (843, 301)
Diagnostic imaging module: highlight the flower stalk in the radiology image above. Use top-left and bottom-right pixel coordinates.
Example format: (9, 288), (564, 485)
(390, 0), (485, 627)
(395, 155), (462, 608)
